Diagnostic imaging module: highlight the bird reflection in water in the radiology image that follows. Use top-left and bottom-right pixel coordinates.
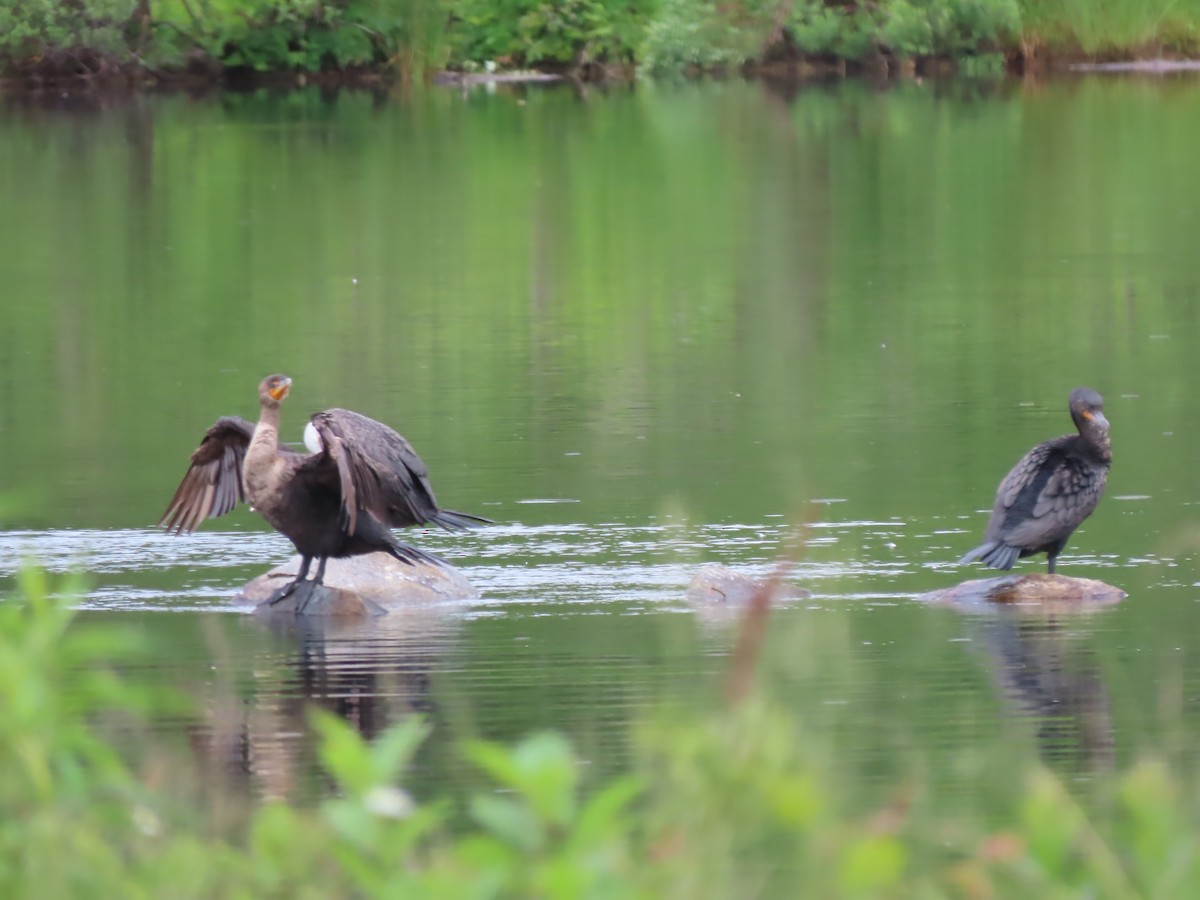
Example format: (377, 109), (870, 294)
(194, 610), (460, 802)
(965, 608), (1115, 774)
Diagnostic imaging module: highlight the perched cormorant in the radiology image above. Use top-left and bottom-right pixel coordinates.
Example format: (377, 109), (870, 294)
(161, 374), (489, 602)
(960, 387), (1111, 574)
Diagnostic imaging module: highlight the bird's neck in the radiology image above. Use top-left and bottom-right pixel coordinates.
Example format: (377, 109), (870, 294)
(253, 402), (281, 445)
(244, 403), (283, 502)
(1079, 423), (1112, 464)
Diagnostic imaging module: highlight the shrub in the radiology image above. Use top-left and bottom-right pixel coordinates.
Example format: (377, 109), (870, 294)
(789, 1), (881, 59)
(879, 0), (937, 57)
(451, 0), (648, 68)
(879, 0), (1020, 58)
(160, 0), (435, 73)
(638, 0), (771, 74)
(0, 0), (138, 64)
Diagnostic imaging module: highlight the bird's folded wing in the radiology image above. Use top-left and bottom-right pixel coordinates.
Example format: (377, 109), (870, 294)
(1031, 458), (1098, 519)
(307, 413), (392, 534)
(310, 409), (435, 527)
(996, 442), (1056, 510)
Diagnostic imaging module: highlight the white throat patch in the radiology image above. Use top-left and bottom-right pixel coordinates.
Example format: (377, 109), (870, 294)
(303, 421), (324, 454)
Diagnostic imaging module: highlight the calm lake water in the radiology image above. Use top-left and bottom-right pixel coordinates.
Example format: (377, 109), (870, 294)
(2, 76), (1200, 808)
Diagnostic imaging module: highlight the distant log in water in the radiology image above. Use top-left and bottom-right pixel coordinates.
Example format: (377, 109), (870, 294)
(686, 563), (812, 606)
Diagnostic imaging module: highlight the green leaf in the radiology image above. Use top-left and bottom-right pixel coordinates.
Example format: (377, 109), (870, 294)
(312, 709), (375, 795)
(512, 732), (579, 826)
(470, 795), (543, 852)
(571, 775), (643, 848)
(369, 716), (432, 781)
(838, 834), (907, 894)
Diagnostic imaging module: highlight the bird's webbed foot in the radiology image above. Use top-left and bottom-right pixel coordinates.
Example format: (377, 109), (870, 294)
(265, 579), (324, 613)
(266, 578), (304, 606)
(266, 556), (315, 607)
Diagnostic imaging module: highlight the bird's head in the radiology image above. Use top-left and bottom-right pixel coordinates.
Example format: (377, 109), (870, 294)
(259, 374), (293, 408)
(1069, 386), (1110, 457)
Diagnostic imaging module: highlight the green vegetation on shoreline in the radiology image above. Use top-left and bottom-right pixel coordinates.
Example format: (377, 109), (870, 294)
(2, 0), (1199, 87)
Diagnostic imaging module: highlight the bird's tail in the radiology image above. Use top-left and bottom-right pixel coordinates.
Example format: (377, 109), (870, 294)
(386, 540), (447, 568)
(429, 509), (493, 532)
(959, 541), (1019, 571)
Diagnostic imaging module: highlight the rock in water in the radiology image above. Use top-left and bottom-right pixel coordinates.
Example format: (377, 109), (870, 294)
(252, 582), (388, 617)
(240, 552), (478, 616)
(918, 573), (1125, 612)
(686, 563), (812, 605)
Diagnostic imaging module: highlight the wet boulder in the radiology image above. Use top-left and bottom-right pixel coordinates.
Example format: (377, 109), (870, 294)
(918, 573), (1125, 612)
(240, 552), (478, 617)
(686, 563), (812, 605)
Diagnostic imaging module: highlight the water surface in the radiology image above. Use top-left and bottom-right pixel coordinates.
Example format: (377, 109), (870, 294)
(2, 76), (1200, 807)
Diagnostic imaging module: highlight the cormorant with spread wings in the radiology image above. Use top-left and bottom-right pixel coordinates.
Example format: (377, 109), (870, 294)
(160, 374), (489, 602)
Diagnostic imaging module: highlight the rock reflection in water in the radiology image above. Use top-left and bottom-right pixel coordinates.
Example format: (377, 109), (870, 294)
(198, 609), (460, 801)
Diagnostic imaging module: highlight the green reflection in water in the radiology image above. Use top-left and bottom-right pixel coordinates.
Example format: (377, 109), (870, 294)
(1, 80), (1198, 542)
(3, 77), (1200, 808)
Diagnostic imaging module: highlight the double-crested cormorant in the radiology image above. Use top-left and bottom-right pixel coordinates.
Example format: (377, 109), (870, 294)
(960, 387), (1111, 574)
(161, 374), (489, 602)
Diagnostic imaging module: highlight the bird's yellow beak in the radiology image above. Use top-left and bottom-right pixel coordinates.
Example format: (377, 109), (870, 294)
(268, 377), (292, 401)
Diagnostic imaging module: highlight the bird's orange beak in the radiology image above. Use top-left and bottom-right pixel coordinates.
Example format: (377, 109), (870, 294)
(269, 377), (292, 401)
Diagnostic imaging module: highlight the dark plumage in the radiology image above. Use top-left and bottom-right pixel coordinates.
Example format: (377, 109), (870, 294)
(161, 374), (490, 603)
(960, 387), (1111, 574)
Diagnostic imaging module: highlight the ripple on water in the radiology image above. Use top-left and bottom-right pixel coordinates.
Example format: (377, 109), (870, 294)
(0, 517), (1141, 613)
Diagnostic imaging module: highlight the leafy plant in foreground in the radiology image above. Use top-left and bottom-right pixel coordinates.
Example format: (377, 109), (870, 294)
(0, 569), (166, 898)
(7, 566), (1200, 896)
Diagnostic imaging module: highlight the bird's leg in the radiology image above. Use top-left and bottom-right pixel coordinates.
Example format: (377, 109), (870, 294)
(294, 557), (330, 615)
(312, 556), (329, 586)
(267, 555), (313, 605)
(1046, 554), (1057, 575)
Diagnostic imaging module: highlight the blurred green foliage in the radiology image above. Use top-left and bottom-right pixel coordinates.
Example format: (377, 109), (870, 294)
(157, 0), (453, 76)
(450, 0), (650, 67)
(640, 0), (1020, 72)
(7, 571), (1200, 897)
(639, 0), (771, 73)
(0, 0), (136, 61)
(0, 0), (452, 79)
(2, 0), (1199, 80)
(1017, 0), (1200, 56)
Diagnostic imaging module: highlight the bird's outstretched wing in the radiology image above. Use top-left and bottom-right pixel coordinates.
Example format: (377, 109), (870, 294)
(159, 416), (255, 534)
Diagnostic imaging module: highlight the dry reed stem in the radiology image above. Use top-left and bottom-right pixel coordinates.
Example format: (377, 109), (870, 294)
(724, 506), (817, 707)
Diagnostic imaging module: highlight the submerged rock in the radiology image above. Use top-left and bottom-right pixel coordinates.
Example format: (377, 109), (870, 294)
(240, 552), (478, 617)
(686, 563), (812, 605)
(919, 573), (1125, 612)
